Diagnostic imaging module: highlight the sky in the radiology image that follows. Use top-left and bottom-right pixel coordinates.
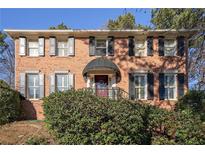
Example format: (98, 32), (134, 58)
(0, 8), (197, 88)
(0, 8), (152, 30)
(0, 8), (152, 81)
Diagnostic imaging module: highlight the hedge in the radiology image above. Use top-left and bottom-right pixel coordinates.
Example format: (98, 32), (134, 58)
(43, 89), (148, 144)
(177, 90), (205, 121)
(145, 106), (205, 145)
(43, 89), (205, 145)
(0, 80), (21, 125)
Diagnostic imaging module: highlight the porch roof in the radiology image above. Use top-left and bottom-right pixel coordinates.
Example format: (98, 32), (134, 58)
(82, 57), (121, 81)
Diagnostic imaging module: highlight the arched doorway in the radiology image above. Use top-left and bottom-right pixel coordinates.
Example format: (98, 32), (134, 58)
(82, 57), (121, 98)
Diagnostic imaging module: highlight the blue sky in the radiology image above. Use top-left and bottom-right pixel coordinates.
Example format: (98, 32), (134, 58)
(0, 8), (152, 30)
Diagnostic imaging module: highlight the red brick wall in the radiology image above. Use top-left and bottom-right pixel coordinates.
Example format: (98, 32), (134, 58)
(15, 36), (188, 120)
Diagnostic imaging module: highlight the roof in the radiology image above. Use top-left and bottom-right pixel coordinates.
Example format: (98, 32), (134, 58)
(4, 29), (199, 38)
(82, 57), (121, 82)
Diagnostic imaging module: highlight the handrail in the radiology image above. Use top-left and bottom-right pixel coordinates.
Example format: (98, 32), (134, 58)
(84, 87), (129, 100)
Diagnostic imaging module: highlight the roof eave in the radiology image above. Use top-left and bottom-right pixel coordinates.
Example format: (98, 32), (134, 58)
(4, 29), (200, 38)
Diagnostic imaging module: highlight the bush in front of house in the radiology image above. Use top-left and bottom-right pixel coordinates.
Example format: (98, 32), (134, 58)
(43, 89), (205, 145)
(176, 90), (205, 121)
(43, 89), (148, 144)
(0, 80), (21, 125)
(175, 109), (205, 144)
(146, 105), (205, 145)
(142, 105), (177, 145)
(25, 136), (49, 145)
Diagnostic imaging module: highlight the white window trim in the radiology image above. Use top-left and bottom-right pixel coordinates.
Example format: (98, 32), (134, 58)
(27, 73), (40, 100)
(134, 38), (147, 56)
(95, 38), (108, 56)
(134, 74), (147, 100)
(28, 41), (39, 57)
(25, 70), (40, 74)
(164, 73), (177, 100)
(57, 41), (68, 57)
(164, 39), (177, 56)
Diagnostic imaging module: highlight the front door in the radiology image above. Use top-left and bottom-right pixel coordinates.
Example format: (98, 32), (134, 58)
(95, 75), (108, 97)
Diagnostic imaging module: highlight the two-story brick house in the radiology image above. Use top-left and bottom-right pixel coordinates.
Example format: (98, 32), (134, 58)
(5, 29), (195, 120)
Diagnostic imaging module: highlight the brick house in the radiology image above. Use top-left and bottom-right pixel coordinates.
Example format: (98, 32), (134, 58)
(5, 29), (196, 120)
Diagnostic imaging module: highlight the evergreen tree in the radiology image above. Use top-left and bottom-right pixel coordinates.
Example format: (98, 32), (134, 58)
(107, 12), (150, 30)
(49, 22), (70, 30)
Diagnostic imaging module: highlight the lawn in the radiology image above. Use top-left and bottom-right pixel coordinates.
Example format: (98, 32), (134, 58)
(0, 120), (56, 145)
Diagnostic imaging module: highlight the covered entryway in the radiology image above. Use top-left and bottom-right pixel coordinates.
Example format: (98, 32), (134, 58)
(95, 75), (108, 97)
(82, 57), (121, 99)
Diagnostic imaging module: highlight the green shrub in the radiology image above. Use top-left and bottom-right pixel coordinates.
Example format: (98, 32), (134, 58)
(43, 89), (147, 144)
(25, 136), (48, 145)
(0, 80), (21, 125)
(145, 106), (205, 145)
(177, 90), (205, 121)
(143, 105), (177, 144)
(151, 136), (176, 145)
(43, 89), (205, 145)
(175, 109), (205, 144)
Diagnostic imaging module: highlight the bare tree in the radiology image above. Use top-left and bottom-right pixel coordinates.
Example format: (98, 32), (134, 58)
(0, 33), (15, 88)
(151, 9), (205, 90)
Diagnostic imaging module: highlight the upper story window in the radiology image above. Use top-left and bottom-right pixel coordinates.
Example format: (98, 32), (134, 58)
(134, 74), (147, 100)
(164, 74), (177, 100)
(28, 41), (38, 56)
(27, 74), (40, 99)
(129, 36), (151, 57)
(56, 74), (69, 92)
(135, 39), (146, 56)
(95, 39), (107, 56)
(19, 37), (44, 57)
(164, 39), (176, 56)
(57, 41), (68, 56)
(89, 36), (114, 56)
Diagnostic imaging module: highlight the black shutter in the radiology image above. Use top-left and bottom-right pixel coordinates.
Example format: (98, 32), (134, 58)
(177, 36), (185, 57)
(158, 36), (164, 56)
(108, 36), (114, 56)
(177, 73), (185, 98)
(147, 73), (154, 100)
(128, 36), (135, 56)
(147, 36), (153, 56)
(129, 73), (135, 100)
(159, 73), (165, 100)
(89, 36), (95, 56)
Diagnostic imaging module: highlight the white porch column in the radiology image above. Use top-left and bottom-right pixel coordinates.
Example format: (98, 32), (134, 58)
(111, 75), (116, 87)
(86, 77), (90, 88)
(111, 75), (117, 100)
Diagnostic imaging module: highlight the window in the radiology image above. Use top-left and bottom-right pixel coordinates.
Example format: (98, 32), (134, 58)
(56, 74), (69, 92)
(27, 74), (40, 99)
(95, 39), (107, 56)
(164, 39), (176, 56)
(135, 40), (146, 56)
(164, 74), (176, 100)
(57, 41), (68, 56)
(28, 41), (38, 56)
(134, 74), (147, 99)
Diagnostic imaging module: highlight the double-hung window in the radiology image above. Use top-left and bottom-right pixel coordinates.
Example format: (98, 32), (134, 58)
(134, 74), (147, 99)
(135, 40), (146, 56)
(28, 41), (38, 56)
(56, 74), (69, 92)
(164, 74), (177, 100)
(95, 39), (107, 56)
(164, 39), (176, 56)
(27, 74), (40, 99)
(57, 41), (68, 56)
